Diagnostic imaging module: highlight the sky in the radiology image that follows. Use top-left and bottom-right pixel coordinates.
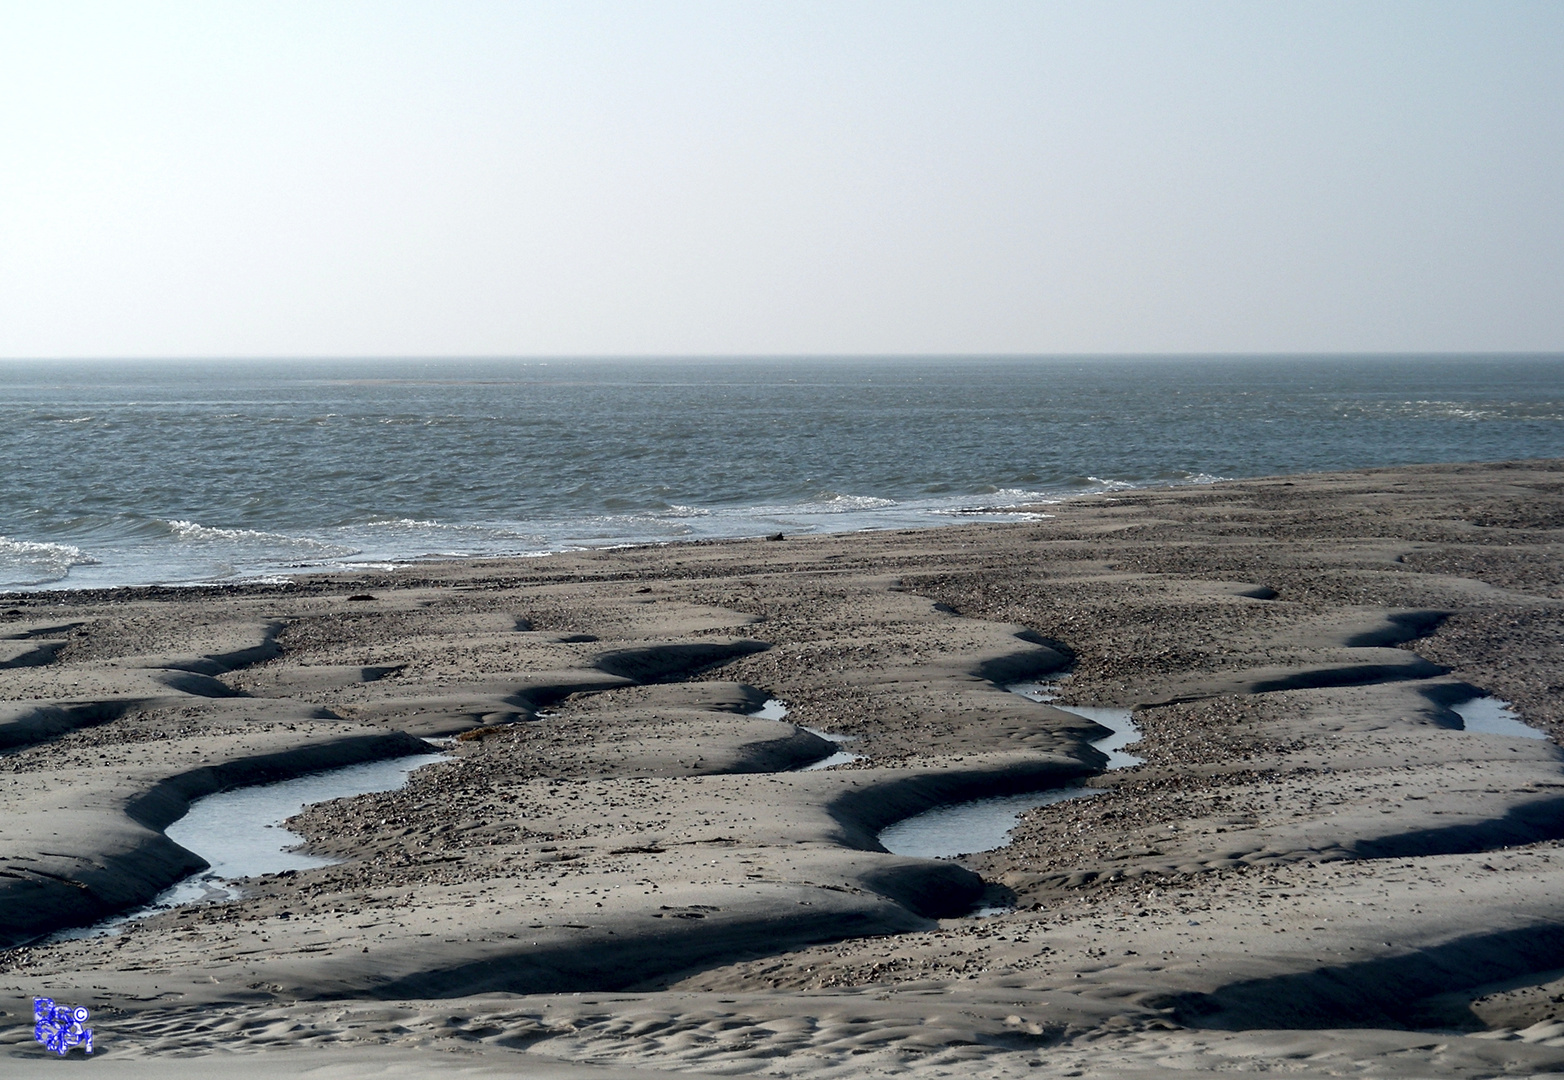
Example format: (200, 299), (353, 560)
(0, 1), (1559, 358)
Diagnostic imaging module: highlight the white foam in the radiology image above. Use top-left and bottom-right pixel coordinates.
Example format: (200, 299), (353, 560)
(811, 492), (899, 511)
(165, 520), (358, 556)
(0, 535), (98, 587)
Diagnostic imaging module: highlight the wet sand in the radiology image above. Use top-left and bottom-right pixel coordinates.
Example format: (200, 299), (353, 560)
(6, 459), (1564, 1077)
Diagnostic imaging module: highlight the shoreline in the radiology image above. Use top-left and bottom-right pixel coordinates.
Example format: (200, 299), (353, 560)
(3, 460), (1357, 597)
(0, 486), (1076, 596)
(5, 459), (1564, 1076)
(0, 454), (1534, 602)
(0, 455), (1537, 600)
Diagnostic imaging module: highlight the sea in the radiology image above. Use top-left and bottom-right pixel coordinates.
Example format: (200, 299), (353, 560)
(2, 355), (1561, 592)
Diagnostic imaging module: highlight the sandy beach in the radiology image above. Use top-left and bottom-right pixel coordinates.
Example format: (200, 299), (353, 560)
(5, 459), (1564, 1077)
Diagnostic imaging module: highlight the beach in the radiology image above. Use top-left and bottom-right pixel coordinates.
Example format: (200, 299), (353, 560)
(5, 458), (1564, 1077)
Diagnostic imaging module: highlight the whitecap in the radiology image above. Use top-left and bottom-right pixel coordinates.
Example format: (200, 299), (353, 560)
(371, 518), (454, 530)
(810, 492), (899, 511)
(935, 508), (1055, 520)
(163, 520), (358, 556)
(987, 488), (1062, 503)
(1344, 400), (1564, 423)
(0, 536), (98, 587)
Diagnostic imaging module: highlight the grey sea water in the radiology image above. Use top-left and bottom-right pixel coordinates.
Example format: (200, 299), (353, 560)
(2, 355), (1561, 590)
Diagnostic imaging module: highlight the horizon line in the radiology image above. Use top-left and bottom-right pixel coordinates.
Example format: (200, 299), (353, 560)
(2, 351), (1563, 363)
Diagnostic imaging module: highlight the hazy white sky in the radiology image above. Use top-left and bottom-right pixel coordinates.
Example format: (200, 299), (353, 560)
(0, 1), (1559, 357)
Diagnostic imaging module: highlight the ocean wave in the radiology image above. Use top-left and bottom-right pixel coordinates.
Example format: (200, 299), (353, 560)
(370, 518), (449, 530)
(932, 487), (1062, 517)
(360, 518), (544, 541)
(1397, 401), (1500, 422)
(985, 487), (1057, 502)
(1082, 476), (1140, 491)
(1344, 400), (1564, 423)
(934, 507), (1056, 520)
(0, 536), (98, 587)
(810, 492), (899, 511)
(164, 520), (359, 556)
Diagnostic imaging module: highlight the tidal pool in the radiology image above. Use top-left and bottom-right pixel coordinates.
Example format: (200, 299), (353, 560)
(877, 785), (1099, 859)
(52, 750), (447, 939)
(1451, 695), (1548, 740)
(752, 698), (789, 721)
(754, 698), (867, 770)
(877, 683), (1142, 860)
(798, 726), (866, 771)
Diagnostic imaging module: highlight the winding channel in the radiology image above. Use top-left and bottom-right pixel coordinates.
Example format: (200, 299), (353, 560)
(58, 696), (815, 937)
(878, 680), (1141, 860)
(54, 750), (449, 939)
(51, 687), (1541, 940)
(756, 698), (868, 771)
(876, 687), (1546, 864)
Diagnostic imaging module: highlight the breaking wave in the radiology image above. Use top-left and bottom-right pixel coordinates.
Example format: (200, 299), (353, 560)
(0, 536), (98, 588)
(164, 520), (359, 557)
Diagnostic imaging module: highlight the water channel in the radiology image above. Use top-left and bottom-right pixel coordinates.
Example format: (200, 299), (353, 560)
(752, 698), (868, 771)
(877, 680), (1141, 861)
(875, 688), (1549, 865)
(62, 687), (1529, 939)
(1451, 695), (1548, 739)
(54, 696), (826, 938)
(53, 750), (448, 939)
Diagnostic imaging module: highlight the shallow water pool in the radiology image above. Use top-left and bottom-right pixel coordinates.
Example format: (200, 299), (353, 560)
(1451, 696), (1548, 740)
(751, 698), (789, 721)
(876, 683), (1141, 860)
(877, 785), (1099, 859)
(798, 725), (867, 771)
(52, 750), (447, 939)
(753, 698), (868, 770)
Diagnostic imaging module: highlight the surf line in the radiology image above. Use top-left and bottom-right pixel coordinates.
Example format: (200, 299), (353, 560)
(877, 681), (1139, 861)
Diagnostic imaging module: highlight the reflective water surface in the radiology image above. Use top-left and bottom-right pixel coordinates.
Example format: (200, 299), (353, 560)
(877, 683), (1141, 860)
